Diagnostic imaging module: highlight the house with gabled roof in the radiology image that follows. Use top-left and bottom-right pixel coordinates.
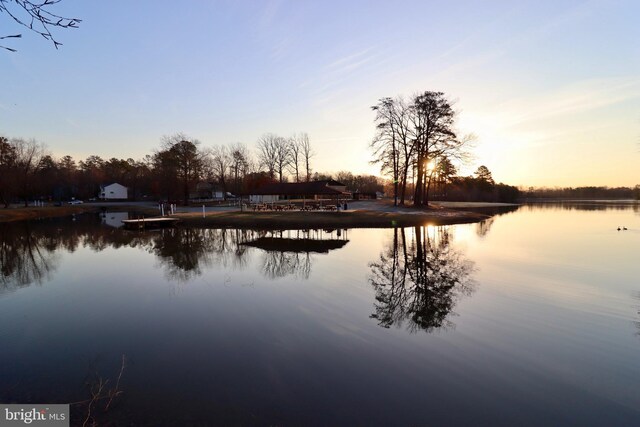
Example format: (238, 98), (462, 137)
(100, 183), (128, 200)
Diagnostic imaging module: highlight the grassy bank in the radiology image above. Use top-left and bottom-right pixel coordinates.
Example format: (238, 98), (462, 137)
(0, 206), (97, 222)
(172, 209), (489, 229)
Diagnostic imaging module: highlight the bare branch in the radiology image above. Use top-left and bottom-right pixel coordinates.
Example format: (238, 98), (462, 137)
(0, 0), (81, 51)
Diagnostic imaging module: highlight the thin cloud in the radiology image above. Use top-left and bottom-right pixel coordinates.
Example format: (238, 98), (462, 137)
(324, 47), (378, 74)
(497, 77), (640, 128)
(258, 0), (284, 29)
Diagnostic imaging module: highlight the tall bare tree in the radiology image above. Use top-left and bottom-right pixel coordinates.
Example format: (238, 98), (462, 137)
(371, 91), (469, 207)
(273, 136), (290, 183)
(257, 133), (279, 180)
(299, 132), (313, 182)
(288, 135), (302, 182)
(371, 98), (402, 205)
(210, 145), (231, 197)
(257, 133), (290, 183)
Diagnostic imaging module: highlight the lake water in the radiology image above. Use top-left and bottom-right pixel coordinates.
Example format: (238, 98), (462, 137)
(1, 203), (639, 426)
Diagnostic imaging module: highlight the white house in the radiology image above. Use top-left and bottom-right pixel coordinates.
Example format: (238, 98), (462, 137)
(100, 183), (128, 200)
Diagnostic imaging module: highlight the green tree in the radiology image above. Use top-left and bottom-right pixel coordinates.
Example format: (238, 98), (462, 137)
(474, 165), (494, 185)
(0, 136), (17, 207)
(11, 138), (48, 206)
(155, 134), (204, 204)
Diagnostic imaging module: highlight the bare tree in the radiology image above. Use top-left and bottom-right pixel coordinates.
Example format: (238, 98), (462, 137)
(371, 97), (407, 206)
(273, 136), (290, 183)
(0, 0), (81, 52)
(411, 91), (467, 206)
(288, 135), (302, 182)
(299, 133), (313, 182)
(370, 92), (470, 207)
(257, 133), (278, 180)
(210, 145), (231, 197)
(257, 133), (290, 183)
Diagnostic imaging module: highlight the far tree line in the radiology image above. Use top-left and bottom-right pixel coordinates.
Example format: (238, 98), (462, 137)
(395, 163), (521, 204)
(523, 186), (640, 200)
(0, 133), (384, 207)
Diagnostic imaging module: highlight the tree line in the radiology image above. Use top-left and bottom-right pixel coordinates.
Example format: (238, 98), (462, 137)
(0, 132), (383, 207)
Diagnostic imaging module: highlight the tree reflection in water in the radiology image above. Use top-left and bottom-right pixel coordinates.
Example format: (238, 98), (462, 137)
(368, 226), (475, 333)
(0, 216), (349, 288)
(148, 228), (256, 281)
(0, 221), (60, 292)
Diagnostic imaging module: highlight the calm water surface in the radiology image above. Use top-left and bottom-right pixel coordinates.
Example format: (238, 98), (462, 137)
(1, 204), (639, 425)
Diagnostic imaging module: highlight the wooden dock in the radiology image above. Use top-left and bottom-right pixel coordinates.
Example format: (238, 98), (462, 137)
(121, 217), (180, 229)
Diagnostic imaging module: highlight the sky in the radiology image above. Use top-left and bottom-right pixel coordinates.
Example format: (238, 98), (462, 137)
(1, 0), (639, 187)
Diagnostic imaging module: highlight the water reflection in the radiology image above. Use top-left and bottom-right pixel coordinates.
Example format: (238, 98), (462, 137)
(368, 226), (475, 333)
(0, 215), (350, 287)
(476, 217), (495, 237)
(0, 222), (60, 292)
(524, 201), (640, 212)
(242, 230), (348, 280)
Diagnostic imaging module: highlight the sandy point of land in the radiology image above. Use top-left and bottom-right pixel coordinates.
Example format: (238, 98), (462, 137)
(0, 199), (515, 227)
(173, 200), (495, 229)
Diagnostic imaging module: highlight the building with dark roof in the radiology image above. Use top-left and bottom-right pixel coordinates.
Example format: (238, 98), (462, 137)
(245, 180), (350, 203)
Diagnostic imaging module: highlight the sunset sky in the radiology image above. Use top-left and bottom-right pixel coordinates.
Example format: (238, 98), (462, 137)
(2, 0), (639, 187)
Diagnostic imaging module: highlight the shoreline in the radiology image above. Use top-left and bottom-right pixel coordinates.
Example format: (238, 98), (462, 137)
(0, 203), (493, 228)
(171, 209), (490, 229)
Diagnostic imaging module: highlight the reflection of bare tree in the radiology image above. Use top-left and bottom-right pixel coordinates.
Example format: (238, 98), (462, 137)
(369, 226), (475, 333)
(147, 228), (260, 281)
(151, 228), (212, 281)
(260, 251), (312, 280)
(476, 217), (494, 237)
(0, 222), (59, 292)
